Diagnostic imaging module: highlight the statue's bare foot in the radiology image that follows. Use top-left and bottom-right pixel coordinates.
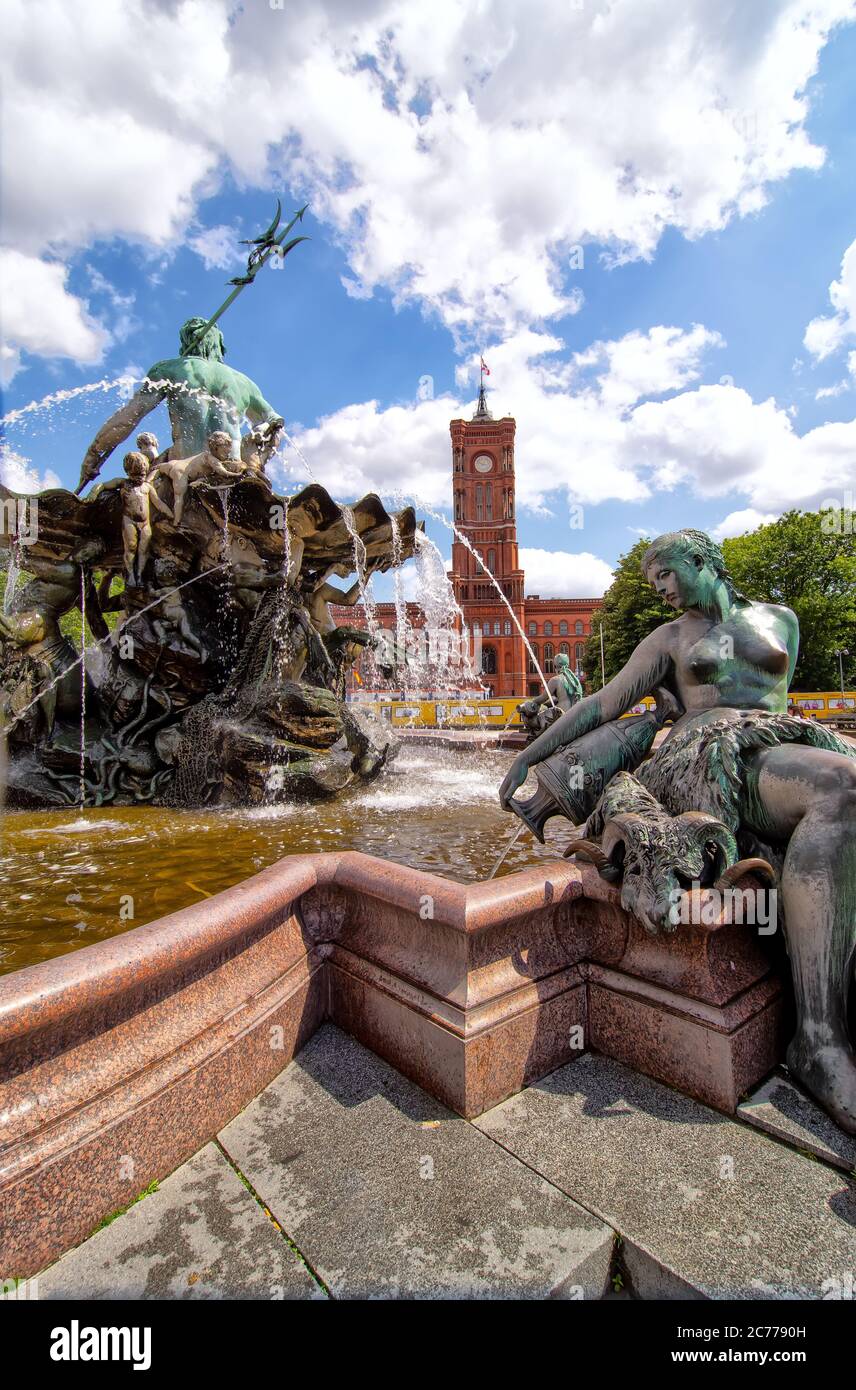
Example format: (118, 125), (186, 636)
(786, 1035), (856, 1135)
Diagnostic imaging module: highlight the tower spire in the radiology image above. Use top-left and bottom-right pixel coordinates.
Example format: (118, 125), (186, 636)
(473, 353), (493, 420)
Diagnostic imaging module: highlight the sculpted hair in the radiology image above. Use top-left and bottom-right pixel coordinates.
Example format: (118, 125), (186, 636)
(179, 318), (226, 361)
(642, 528), (745, 600)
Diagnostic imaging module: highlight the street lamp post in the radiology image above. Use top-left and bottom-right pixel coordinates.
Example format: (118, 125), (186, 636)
(833, 648), (849, 703)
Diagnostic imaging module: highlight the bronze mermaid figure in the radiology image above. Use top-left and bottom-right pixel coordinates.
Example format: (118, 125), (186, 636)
(499, 528), (856, 1133)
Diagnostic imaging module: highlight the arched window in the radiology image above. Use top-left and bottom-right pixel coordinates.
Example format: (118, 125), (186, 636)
(544, 642), (555, 673)
(544, 621), (553, 636)
(503, 620), (511, 636)
(493, 621), (500, 636)
(527, 643), (540, 675)
(485, 487), (492, 519)
(575, 642), (584, 670)
(482, 645), (497, 675)
(475, 483), (483, 520)
(559, 642), (570, 657)
(473, 622), (481, 636)
(575, 620), (584, 635)
(559, 620), (568, 635)
(455, 491), (463, 522)
(487, 549), (496, 573)
(528, 621), (537, 635)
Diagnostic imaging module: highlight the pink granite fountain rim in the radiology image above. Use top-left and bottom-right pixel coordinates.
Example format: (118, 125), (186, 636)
(0, 851), (604, 1044)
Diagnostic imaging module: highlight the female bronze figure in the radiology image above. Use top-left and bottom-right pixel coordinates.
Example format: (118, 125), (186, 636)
(500, 528), (856, 1133)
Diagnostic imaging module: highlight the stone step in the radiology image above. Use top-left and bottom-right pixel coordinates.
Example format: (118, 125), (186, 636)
(738, 1071), (856, 1174)
(217, 1024), (614, 1299)
(37, 1143), (324, 1300)
(475, 1053), (856, 1299)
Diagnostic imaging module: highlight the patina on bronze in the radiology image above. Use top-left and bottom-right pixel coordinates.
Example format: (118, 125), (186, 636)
(1, 310), (421, 809)
(517, 650), (583, 743)
(500, 527), (856, 1135)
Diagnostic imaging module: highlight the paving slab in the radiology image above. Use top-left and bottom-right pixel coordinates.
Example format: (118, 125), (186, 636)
(37, 1143), (324, 1300)
(738, 1071), (856, 1174)
(475, 1053), (856, 1300)
(218, 1023), (613, 1299)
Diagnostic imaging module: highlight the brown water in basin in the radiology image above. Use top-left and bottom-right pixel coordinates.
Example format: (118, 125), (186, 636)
(0, 746), (567, 975)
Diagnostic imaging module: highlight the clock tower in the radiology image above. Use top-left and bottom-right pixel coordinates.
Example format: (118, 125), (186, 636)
(448, 385), (526, 697)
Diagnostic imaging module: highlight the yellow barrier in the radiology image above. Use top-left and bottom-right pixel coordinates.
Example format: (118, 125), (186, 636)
(350, 691), (855, 729)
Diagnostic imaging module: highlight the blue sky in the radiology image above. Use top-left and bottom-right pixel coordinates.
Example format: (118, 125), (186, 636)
(2, 0), (856, 600)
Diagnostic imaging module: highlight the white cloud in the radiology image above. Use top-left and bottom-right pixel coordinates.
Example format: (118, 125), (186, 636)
(815, 379), (850, 399)
(711, 508), (779, 540)
(804, 235), (856, 360)
(572, 324), (723, 410)
(187, 225), (243, 271)
(285, 323), (856, 522)
(2, 0), (854, 364)
(0, 443), (61, 493)
(85, 266), (134, 310)
(520, 548), (615, 599)
(1, 344), (21, 388)
(0, 249), (111, 382)
(3, 0), (854, 528)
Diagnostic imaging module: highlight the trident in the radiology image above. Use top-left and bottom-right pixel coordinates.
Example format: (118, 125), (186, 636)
(187, 200), (309, 349)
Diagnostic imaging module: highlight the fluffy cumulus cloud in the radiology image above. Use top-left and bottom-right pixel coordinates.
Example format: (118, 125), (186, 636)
(0, 249), (111, 384)
(4, 0), (856, 538)
(803, 235), (856, 361)
(519, 548), (615, 599)
(3, 0), (855, 365)
(711, 507), (780, 540)
(187, 225), (244, 272)
(0, 442), (61, 492)
(284, 323), (856, 528)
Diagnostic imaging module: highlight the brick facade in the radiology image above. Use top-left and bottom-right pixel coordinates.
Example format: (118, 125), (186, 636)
(340, 396), (601, 696)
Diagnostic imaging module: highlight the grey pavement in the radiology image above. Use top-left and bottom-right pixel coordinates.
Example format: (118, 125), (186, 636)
(218, 1026), (613, 1299)
(36, 1027), (856, 1301)
(38, 1142), (324, 1300)
(476, 1052), (856, 1300)
(738, 1070), (856, 1173)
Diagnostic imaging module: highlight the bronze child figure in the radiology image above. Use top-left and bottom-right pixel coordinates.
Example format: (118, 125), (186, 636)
(121, 450), (174, 587)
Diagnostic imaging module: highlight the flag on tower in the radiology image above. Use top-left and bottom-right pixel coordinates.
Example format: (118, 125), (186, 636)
(480, 357), (491, 375)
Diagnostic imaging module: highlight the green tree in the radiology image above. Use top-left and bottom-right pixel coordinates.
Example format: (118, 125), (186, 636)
(0, 567), (123, 648)
(583, 537), (673, 688)
(722, 509), (856, 691)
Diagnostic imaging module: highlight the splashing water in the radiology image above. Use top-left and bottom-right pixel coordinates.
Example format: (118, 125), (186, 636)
(281, 495), (292, 580)
(0, 376), (138, 430)
(216, 423), (495, 700)
(410, 497), (553, 702)
(5, 564), (229, 732)
(3, 534), (22, 614)
(343, 503), (382, 643)
(79, 567), (87, 807)
(214, 485), (233, 567)
(276, 424), (386, 647)
(390, 512), (409, 670)
(409, 531), (484, 694)
(141, 376), (243, 428)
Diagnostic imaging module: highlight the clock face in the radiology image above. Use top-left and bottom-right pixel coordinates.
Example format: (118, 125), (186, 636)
(473, 454), (493, 473)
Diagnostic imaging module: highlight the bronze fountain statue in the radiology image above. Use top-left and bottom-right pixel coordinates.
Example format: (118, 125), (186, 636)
(517, 650), (583, 742)
(500, 529), (856, 1134)
(1, 289), (419, 809)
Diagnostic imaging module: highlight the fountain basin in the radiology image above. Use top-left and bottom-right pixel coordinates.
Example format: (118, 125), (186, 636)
(0, 847), (785, 1278)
